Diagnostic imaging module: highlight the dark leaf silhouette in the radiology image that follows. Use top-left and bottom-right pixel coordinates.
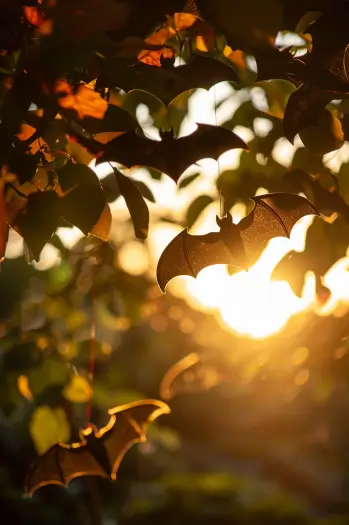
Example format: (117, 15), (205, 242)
(272, 215), (349, 296)
(12, 191), (61, 261)
(178, 172), (201, 189)
(58, 161), (107, 235)
(7, 149), (41, 184)
(186, 195), (213, 229)
(157, 192), (318, 292)
(283, 84), (334, 144)
(115, 170), (150, 239)
(284, 169), (349, 221)
(96, 123), (248, 183)
(133, 180), (155, 202)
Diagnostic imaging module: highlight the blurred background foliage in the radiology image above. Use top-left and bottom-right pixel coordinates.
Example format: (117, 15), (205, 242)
(4, 1), (349, 524)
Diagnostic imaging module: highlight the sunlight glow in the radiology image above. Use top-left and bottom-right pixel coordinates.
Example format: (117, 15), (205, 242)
(149, 210), (349, 339)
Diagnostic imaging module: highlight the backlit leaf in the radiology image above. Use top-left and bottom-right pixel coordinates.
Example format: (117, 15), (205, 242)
(186, 195), (214, 229)
(63, 375), (92, 404)
(115, 170), (149, 239)
(29, 406), (70, 455)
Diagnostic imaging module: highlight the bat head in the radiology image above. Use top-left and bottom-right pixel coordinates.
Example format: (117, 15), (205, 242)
(160, 55), (175, 68)
(159, 129), (175, 142)
(79, 424), (99, 441)
(216, 212), (234, 230)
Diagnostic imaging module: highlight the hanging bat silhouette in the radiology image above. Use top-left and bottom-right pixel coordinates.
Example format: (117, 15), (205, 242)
(157, 192), (318, 292)
(97, 55), (239, 106)
(25, 399), (170, 496)
(160, 353), (227, 400)
(96, 123), (248, 183)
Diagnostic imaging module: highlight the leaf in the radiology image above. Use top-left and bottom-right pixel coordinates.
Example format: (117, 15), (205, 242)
(11, 191), (61, 261)
(28, 357), (71, 398)
(186, 195), (214, 229)
(58, 161), (107, 236)
(41, 0), (131, 40)
(198, 0), (283, 48)
(29, 406), (70, 455)
(23, 6), (45, 27)
(283, 84), (334, 143)
(299, 110), (344, 155)
(178, 172), (200, 189)
(63, 375), (92, 404)
(115, 170), (149, 239)
(7, 150), (41, 184)
(133, 180), (155, 202)
(55, 80), (108, 120)
(137, 12), (199, 66)
(90, 203), (112, 241)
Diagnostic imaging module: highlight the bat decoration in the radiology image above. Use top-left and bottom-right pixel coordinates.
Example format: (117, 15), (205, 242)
(157, 192), (318, 292)
(160, 353), (227, 400)
(25, 399), (170, 496)
(96, 123), (248, 183)
(97, 55), (239, 106)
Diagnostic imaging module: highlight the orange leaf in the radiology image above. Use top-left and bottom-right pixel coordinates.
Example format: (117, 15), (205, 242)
(55, 80), (107, 120)
(23, 6), (45, 27)
(90, 203), (112, 241)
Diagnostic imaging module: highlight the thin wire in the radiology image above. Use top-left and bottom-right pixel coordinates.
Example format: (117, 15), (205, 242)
(213, 85), (224, 218)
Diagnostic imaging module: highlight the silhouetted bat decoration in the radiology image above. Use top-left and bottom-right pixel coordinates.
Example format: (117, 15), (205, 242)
(160, 353), (227, 400)
(25, 399), (170, 496)
(96, 123), (248, 183)
(97, 55), (239, 106)
(157, 192), (318, 292)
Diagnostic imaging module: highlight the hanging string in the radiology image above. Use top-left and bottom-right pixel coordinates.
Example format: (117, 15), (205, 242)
(86, 271), (96, 428)
(213, 85), (224, 218)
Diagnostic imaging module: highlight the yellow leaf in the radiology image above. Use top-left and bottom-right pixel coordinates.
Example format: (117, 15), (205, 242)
(29, 406), (70, 455)
(90, 203), (112, 241)
(172, 13), (198, 30)
(63, 374), (92, 403)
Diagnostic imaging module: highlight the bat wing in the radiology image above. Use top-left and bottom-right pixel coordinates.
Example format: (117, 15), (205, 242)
(237, 192), (318, 267)
(170, 124), (248, 183)
(25, 442), (108, 497)
(173, 55), (239, 96)
(96, 131), (161, 168)
(156, 228), (238, 292)
(101, 400), (170, 479)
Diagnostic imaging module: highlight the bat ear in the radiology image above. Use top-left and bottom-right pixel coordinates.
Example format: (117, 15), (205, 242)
(216, 212), (233, 228)
(160, 129), (175, 141)
(79, 424), (98, 440)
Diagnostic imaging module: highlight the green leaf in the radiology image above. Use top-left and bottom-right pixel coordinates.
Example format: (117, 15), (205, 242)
(28, 357), (70, 398)
(29, 406), (70, 454)
(115, 170), (149, 239)
(186, 195), (214, 229)
(58, 161), (107, 235)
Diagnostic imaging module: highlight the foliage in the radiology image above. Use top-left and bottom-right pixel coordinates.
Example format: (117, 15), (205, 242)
(3, 1), (349, 524)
